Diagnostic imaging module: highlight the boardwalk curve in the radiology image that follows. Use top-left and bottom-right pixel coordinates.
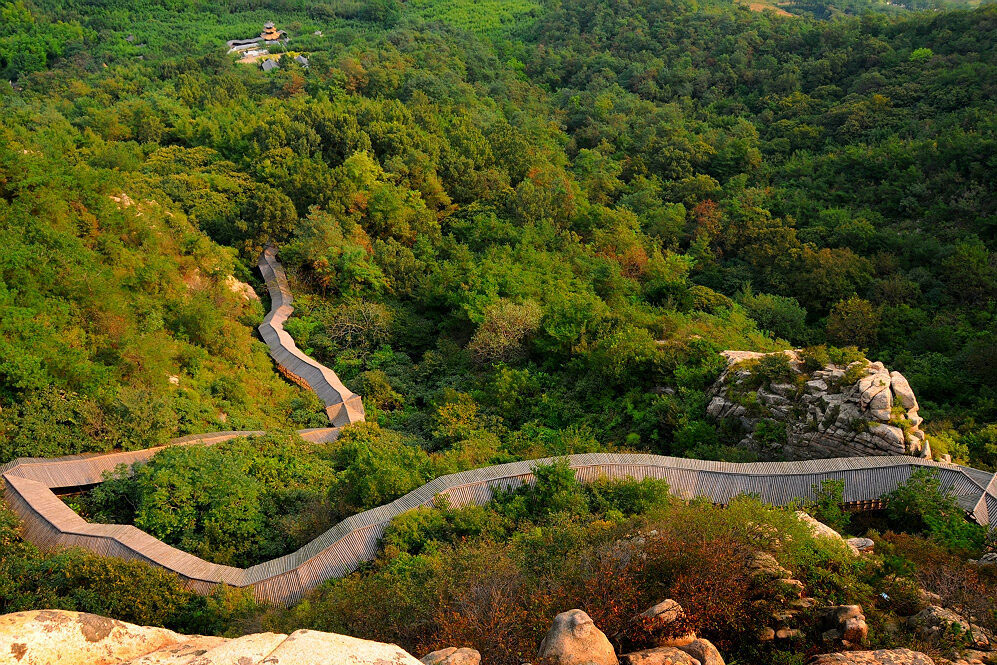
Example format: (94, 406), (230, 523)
(258, 245), (364, 427)
(1, 249), (995, 607)
(2, 450), (996, 606)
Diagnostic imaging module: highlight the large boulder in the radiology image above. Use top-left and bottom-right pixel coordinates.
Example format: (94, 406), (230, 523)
(421, 647), (482, 665)
(808, 649), (934, 664)
(707, 351), (931, 460)
(795, 512), (859, 555)
(259, 629), (423, 664)
(619, 646), (700, 665)
(819, 605), (868, 646)
(0, 610), (424, 665)
(677, 638), (725, 665)
(0, 610), (181, 665)
(538, 609), (619, 665)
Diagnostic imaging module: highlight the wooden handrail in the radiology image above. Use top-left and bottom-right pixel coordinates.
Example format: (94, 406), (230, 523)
(2, 249), (994, 607)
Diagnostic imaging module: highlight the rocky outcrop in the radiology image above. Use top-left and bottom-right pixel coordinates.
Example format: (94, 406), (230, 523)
(795, 511), (860, 556)
(707, 351), (931, 460)
(747, 551), (811, 642)
(819, 605), (869, 647)
(0, 610), (422, 665)
(538, 609), (619, 665)
(908, 605), (993, 649)
(421, 647), (481, 665)
(808, 649), (935, 664)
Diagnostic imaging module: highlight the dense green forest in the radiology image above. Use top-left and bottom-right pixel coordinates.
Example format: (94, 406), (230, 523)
(1, 0), (996, 659)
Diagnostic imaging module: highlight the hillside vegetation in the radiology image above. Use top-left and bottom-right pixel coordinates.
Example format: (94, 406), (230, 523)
(0, 0), (996, 660)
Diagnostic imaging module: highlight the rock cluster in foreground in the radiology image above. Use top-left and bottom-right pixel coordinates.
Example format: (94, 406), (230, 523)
(707, 350), (932, 460)
(0, 610), (423, 665)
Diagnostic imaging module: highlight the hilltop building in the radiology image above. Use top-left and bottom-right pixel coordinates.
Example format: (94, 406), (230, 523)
(261, 59), (279, 72)
(262, 21), (286, 42)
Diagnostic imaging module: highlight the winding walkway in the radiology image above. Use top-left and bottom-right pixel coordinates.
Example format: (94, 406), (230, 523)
(2, 251), (995, 607)
(258, 245), (365, 426)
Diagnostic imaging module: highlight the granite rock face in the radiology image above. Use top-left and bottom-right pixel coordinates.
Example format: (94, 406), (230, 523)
(421, 647), (482, 665)
(0, 610), (423, 665)
(808, 649), (935, 665)
(538, 609), (619, 665)
(707, 351), (931, 460)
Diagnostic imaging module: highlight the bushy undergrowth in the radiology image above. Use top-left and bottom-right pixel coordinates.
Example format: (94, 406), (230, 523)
(261, 463), (865, 663)
(0, 501), (259, 634)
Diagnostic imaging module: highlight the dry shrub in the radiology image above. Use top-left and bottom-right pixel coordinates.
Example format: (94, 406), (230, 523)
(421, 546), (534, 662)
(885, 532), (997, 635)
(639, 532), (757, 652)
(467, 299), (542, 364)
(267, 503), (779, 664)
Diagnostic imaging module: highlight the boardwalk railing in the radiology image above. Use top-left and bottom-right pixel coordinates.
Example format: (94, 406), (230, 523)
(2, 248), (995, 607)
(258, 245), (364, 427)
(2, 450), (995, 606)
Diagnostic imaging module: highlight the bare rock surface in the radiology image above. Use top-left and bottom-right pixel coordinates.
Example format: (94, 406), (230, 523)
(619, 646), (700, 665)
(0, 610), (181, 665)
(421, 647), (482, 665)
(676, 638), (725, 665)
(808, 649), (935, 664)
(908, 605), (993, 649)
(0, 610), (423, 665)
(707, 350), (931, 460)
(847, 538), (875, 553)
(538, 609), (619, 665)
(258, 629), (422, 664)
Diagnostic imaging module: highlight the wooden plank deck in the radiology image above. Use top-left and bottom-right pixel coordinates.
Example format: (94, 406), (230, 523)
(257, 245), (365, 427)
(5, 448), (995, 607)
(2, 248), (995, 607)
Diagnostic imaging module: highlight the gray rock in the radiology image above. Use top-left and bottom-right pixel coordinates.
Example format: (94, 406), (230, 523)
(889, 372), (918, 411)
(907, 605), (992, 649)
(706, 351), (930, 461)
(846, 538), (874, 553)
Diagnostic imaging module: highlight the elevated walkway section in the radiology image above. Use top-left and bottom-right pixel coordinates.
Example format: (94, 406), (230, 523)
(4, 450), (994, 606)
(257, 246), (365, 427)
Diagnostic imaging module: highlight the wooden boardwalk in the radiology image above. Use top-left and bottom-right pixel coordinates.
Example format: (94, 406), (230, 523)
(2, 451), (996, 605)
(2, 250), (995, 607)
(258, 245), (364, 427)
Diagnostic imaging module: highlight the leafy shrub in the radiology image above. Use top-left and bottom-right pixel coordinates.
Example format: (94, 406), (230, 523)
(806, 479), (851, 534)
(77, 433), (339, 567)
(0, 501), (257, 634)
(468, 299), (542, 364)
(738, 289), (808, 343)
(882, 469), (986, 554)
(754, 419), (787, 448)
(690, 285), (734, 314)
(827, 297), (878, 350)
(799, 345), (831, 373)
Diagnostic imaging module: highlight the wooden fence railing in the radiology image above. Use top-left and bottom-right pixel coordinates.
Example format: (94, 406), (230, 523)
(2, 450), (995, 606)
(2, 249), (994, 607)
(257, 245), (364, 427)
